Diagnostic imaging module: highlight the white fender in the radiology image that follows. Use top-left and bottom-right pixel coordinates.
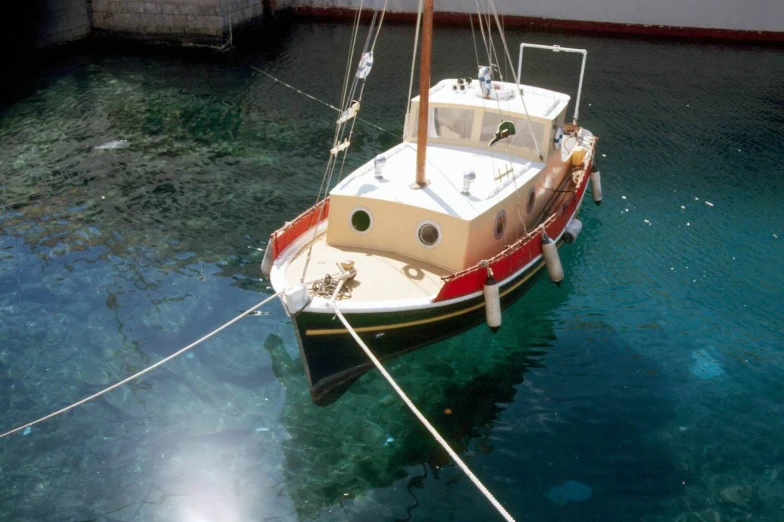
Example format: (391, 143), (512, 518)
(478, 66), (492, 98)
(483, 273), (501, 333)
(541, 233), (564, 286)
(590, 165), (603, 206)
(564, 218), (583, 244)
(356, 52), (374, 79)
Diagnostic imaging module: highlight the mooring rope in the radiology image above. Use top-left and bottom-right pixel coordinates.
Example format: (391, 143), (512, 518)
(0, 291), (282, 439)
(328, 300), (517, 522)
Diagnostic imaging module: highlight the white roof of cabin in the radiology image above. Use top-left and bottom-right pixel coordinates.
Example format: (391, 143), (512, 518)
(415, 79), (571, 120)
(330, 142), (545, 220)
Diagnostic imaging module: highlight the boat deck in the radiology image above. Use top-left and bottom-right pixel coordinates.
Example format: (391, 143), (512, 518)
(283, 233), (450, 302)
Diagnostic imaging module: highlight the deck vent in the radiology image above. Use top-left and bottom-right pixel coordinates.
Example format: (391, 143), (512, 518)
(462, 170), (476, 195)
(374, 154), (386, 179)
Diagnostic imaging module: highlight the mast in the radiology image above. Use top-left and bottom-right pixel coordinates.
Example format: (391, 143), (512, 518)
(414, 0), (434, 188)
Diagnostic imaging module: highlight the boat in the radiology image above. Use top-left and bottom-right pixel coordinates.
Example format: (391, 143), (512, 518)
(262, 1), (603, 405)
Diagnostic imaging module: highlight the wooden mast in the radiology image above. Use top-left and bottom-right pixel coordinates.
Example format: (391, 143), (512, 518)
(414, 0), (434, 188)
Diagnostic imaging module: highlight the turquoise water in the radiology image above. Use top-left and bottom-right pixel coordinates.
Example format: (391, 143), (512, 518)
(2, 23), (784, 521)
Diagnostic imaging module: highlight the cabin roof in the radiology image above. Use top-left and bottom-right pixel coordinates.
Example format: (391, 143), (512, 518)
(330, 141), (545, 220)
(413, 79), (571, 120)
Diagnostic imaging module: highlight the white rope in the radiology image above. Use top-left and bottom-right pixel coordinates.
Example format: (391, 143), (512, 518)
(0, 291), (283, 439)
(253, 68), (396, 137)
(299, 3), (388, 284)
(328, 301), (517, 522)
(403, 0), (424, 138)
(487, 0), (543, 161)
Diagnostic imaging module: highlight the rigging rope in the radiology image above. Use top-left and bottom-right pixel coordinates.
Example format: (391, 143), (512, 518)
(329, 299), (516, 522)
(0, 291), (283, 439)
(299, 2), (388, 284)
(403, 0), (425, 138)
(487, 0), (543, 161)
(253, 68), (397, 138)
(471, 0), (523, 243)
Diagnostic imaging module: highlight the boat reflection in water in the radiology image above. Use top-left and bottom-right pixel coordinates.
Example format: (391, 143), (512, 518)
(262, 293), (562, 520)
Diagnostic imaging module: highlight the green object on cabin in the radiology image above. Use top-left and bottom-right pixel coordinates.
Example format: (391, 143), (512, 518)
(488, 121), (516, 146)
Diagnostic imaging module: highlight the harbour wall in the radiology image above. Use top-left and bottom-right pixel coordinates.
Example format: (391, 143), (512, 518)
(13, 0), (784, 51)
(1, 0), (92, 50)
(38, 0), (92, 46)
(91, 0), (270, 45)
(288, 0), (784, 41)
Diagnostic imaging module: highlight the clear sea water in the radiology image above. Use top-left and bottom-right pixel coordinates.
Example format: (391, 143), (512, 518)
(1, 22), (783, 522)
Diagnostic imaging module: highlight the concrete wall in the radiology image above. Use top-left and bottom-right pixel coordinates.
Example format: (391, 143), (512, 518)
(38, 0), (92, 47)
(288, 0), (784, 35)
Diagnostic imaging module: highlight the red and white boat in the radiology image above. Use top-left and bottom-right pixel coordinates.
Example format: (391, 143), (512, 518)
(262, 3), (603, 404)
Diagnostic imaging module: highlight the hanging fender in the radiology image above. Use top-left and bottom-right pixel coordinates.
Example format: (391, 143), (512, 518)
(478, 66), (492, 98)
(553, 126), (563, 150)
(590, 161), (603, 206)
(483, 270), (502, 333)
(564, 218), (583, 244)
(541, 233), (564, 286)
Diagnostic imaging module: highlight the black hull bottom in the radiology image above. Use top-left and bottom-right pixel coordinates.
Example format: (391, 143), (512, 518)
(291, 261), (546, 405)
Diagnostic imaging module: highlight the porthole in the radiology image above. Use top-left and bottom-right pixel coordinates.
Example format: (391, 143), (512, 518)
(349, 207), (373, 234)
(526, 187), (536, 214)
(415, 220), (442, 248)
(494, 209), (507, 240)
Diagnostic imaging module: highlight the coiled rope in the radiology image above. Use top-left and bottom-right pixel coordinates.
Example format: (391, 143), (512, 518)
(312, 273), (352, 300)
(0, 291), (282, 439)
(328, 298), (517, 522)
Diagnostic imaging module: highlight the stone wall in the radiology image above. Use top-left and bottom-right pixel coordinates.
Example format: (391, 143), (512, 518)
(37, 0), (92, 47)
(91, 0), (267, 44)
(228, 0), (267, 28)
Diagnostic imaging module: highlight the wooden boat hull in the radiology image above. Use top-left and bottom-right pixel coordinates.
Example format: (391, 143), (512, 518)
(292, 256), (548, 405)
(276, 153), (594, 404)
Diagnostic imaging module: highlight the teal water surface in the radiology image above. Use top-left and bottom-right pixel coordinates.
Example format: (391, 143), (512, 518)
(2, 23), (784, 521)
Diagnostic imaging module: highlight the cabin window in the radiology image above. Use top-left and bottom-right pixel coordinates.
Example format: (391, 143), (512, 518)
(411, 107), (475, 140)
(480, 112), (545, 152)
(526, 188), (536, 214)
(433, 108), (474, 140)
(416, 220), (442, 248)
(494, 209), (507, 240)
(350, 207), (373, 234)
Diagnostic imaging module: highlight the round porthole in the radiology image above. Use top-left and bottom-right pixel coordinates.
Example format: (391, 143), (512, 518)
(526, 187), (536, 214)
(494, 209), (507, 240)
(350, 207), (373, 234)
(416, 220), (442, 248)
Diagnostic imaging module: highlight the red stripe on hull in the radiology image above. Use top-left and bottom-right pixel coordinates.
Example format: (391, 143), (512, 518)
(435, 162), (591, 302)
(291, 7), (784, 43)
(270, 198), (330, 259)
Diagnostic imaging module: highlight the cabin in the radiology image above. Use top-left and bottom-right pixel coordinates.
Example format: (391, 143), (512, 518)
(325, 79), (577, 274)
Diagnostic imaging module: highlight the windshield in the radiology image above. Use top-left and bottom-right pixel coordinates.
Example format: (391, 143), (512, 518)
(480, 111), (544, 151)
(411, 107), (475, 140)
